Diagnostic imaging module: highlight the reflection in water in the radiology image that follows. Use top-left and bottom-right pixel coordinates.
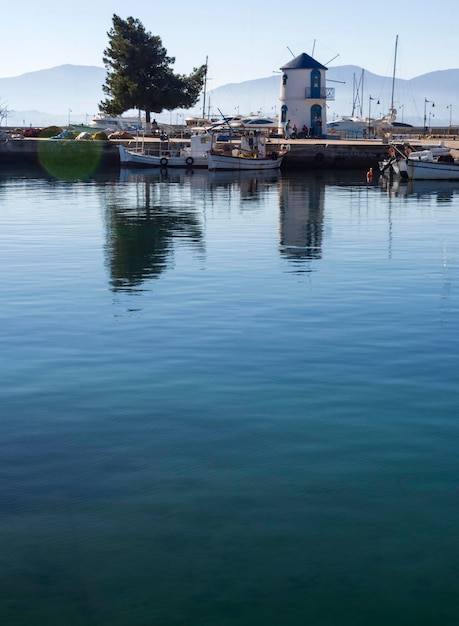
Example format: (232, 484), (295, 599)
(107, 168), (459, 290)
(109, 169), (375, 285)
(278, 172), (326, 265)
(106, 170), (205, 292)
(207, 169), (281, 202)
(119, 167), (281, 202)
(3, 163), (459, 626)
(107, 169), (283, 292)
(379, 174), (459, 203)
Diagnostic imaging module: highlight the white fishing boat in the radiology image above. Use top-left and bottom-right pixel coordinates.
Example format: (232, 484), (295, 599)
(118, 133), (212, 168)
(207, 129), (289, 171)
(405, 151), (459, 181)
(379, 141), (452, 177)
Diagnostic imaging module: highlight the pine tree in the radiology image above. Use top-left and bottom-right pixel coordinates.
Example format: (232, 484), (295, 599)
(100, 15), (206, 126)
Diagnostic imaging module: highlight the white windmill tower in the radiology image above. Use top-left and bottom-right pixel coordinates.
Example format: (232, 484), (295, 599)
(279, 52), (329, 137)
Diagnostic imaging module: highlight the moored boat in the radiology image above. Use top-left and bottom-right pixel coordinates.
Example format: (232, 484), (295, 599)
(405, 151), (459, 181)
(118, 133), (212, 168)
(379, 141), (454, 179)
(207, 129), (289, 171)
(72, 113), (144, 135)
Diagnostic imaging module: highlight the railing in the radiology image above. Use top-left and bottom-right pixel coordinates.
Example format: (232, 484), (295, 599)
(304, 87), (335, 100)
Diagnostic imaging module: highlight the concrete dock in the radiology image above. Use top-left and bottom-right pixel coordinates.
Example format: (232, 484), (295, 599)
(1, 136), (458, 171)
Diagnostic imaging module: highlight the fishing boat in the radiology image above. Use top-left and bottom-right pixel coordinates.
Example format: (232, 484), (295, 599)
(379, 141), (454, 179)
(207, 129), (289, 171)
(118, 133), (212, 168)
(405, 150), (459, 181)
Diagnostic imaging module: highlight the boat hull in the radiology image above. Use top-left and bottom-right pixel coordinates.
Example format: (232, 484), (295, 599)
(207, 152), (284, 171)
(406, 160), (459, 181)
(118, 145), (208, 168)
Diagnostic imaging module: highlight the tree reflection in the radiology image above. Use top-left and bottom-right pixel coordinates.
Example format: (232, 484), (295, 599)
(105, 175), (204, 292)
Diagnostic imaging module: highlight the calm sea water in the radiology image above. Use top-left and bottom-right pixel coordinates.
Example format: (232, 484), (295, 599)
(1, 163), (459, 625)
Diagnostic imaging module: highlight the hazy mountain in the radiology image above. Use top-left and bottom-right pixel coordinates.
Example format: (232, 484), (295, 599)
(0, 65), (106, 127)
(1, 64), (458, 127)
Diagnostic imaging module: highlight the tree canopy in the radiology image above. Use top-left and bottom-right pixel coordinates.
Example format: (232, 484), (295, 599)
(100, 15), (207, 124)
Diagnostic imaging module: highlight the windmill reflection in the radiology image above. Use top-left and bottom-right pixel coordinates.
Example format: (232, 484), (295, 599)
(278, 174), (325, 265)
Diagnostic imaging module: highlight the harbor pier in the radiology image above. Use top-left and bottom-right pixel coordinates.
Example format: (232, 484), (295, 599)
(1, 136), (458, 171)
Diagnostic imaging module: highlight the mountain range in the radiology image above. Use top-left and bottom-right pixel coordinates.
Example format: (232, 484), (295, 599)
(1, 64), (458, 128)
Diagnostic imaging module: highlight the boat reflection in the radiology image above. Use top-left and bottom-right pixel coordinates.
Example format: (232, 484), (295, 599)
(207, 169), (281, 201)
(119, 167), (282, 201)
(379, 175), (459, 202)
(118, 166), (202, 185)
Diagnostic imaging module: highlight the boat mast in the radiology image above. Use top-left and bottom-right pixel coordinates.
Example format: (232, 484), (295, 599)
(202, 56), (208, 120)
(351, 69), (364, 117)
(361, 69), (364, 118)
(390, 35), (398, 111)
(351, 74), (356, 116)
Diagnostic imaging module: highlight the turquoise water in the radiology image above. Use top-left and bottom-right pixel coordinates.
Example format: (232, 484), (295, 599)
(1, 166), (459, 625)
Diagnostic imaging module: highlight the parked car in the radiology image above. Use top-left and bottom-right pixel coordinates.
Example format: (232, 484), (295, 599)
(21, 128), (41, 137)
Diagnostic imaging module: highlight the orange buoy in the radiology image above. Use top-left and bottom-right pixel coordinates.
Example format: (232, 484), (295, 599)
(366, 167), (373, 182)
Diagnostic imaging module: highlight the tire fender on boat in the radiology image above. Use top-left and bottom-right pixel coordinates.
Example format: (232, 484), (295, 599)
(160, 157), (168, 166)
(315, 152), (325, 162)
(271, 151), (278, 160)
(186, 157), (194, 166)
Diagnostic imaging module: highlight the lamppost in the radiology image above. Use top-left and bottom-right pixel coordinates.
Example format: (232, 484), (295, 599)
(428, 110), (434, 133)
(400, 104), (404, 123)
(447, 104), (453, 135)
(368, 95), (379, 137)
(423, 98), (434, 134)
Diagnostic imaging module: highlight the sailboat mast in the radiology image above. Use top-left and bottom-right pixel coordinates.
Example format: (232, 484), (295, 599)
(351, 73), (356, 116)
(390, 35), (398, 111)
(351, 70), (364, 117)
(202, 56), (208, 120)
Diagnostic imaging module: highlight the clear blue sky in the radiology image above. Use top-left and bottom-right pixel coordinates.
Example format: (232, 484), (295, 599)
(2, 0), (458, 86)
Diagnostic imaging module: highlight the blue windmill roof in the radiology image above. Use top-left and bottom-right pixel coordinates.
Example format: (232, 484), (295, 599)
(280, 53), (327, 71)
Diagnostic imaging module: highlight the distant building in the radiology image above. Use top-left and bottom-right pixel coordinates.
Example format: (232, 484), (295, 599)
(279, 53), (334, 138)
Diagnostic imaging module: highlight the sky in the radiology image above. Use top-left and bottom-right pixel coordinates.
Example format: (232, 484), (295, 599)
(2, 0), (459, 87)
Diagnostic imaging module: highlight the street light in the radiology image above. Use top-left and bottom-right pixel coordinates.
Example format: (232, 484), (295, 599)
(423, 98), (434, 134)
(368, 95), (379, 137)
(447, 104), (453, 135)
